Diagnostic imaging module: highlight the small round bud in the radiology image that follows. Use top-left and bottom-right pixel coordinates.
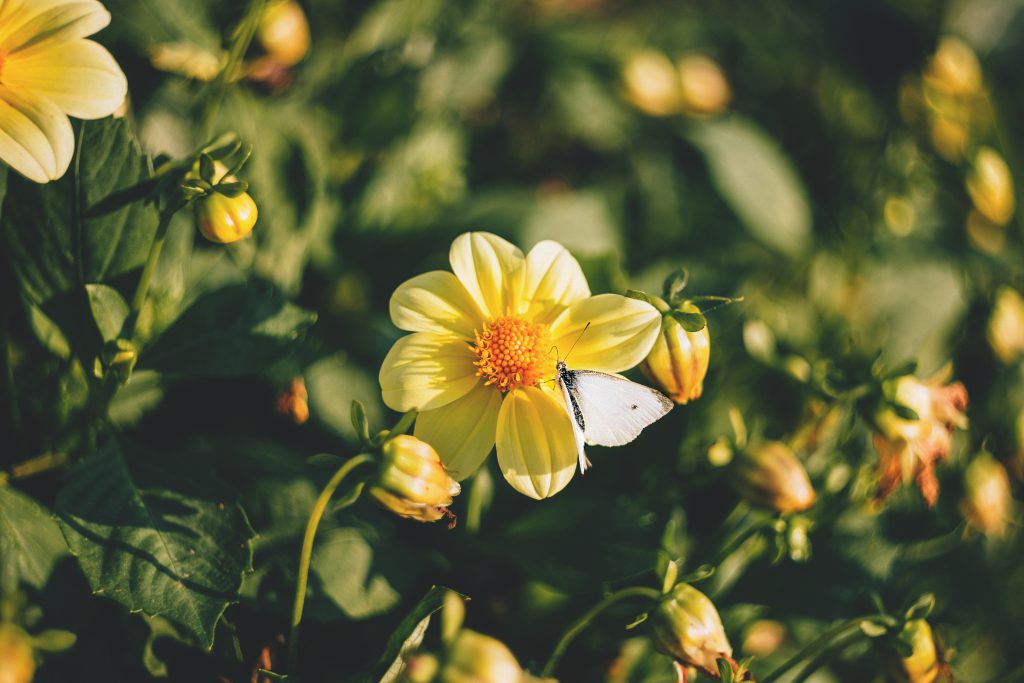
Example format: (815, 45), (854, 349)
(0, 623), (35, 683)
(732, 442), (816, 514)
(898, 620), (940, 683)
(987, 287), (1024, 365)
(966, 147), (1015, 227)
(276, 377), (310, 424)
(924, 36), (981, 97)
(258, 0), (311, 67)
(648, 583), (732, 675)
(640, 306), (710, 405)
(440, 630), (522, 683)
(676, 55), (731, 116)
(370, 435), (461, 523)
(961, 453), (1013, 538)
(622, 51), (682, 117)
(195, 192), (258, 244)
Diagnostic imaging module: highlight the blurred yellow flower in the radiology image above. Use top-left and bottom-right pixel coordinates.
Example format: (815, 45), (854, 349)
(622, 51), (682, 117)
(380, 232), (661, 498)
(966, 147), (1015, 227)
(0, 0), (127, 183)
(988, 286), (1024, 365)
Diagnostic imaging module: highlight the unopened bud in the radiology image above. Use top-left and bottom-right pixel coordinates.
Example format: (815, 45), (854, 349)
(648, 583), (732, 675)
(677, 55), (731, 116)
(189, 160), (258, 244)
(641, 305), (710, 405)
(400, 653), (440, 683)
(370, 435), (460, 523)
(961, 453), (1013, 538)
(258, 0), (311, 67)
(966, 147), (1015, 227)
(0, 623), (35, 683)
(898, 619), (940, 683)
(924, 36), (982, 97)
(276, 377), (310, 424)
(732, 442), (816, 513)
(988, 287), (1024, 365)
(622, 51), (682, 117)
(441, 630), (522, 683)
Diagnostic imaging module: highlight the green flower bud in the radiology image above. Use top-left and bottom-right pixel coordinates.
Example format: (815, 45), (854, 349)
(641, 304), (710, 405)
(0, 623), (35, 683)
(370, 435), (461, 523)
(440, 630), (522, 683)
(899, 620), (940, 683)
(648, 583), (732, 675)
(732, 442), (816, 513)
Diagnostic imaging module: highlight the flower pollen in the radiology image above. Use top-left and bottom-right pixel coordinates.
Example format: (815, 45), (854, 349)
(472, 315), (550, 392)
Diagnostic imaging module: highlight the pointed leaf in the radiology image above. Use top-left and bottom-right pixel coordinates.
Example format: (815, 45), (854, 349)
(0, 485), (68, 590)
(374, 586), (463, 683)
(86, 284), (130, 342)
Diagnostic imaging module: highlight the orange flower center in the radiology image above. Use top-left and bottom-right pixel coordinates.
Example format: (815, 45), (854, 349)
(472, 315), (550, 393)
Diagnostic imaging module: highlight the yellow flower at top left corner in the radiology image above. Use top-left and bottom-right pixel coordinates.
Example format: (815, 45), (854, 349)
(379, 231), (663, 500)
(0, 0), (128, 183)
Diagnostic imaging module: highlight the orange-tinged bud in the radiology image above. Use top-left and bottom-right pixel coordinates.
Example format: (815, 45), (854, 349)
(648, 583), (732, 675)
(924, 36), (982, 97)
(440, 630), (522, 683)
(276, 377), (310, 424)
(676, 55), (731, 116)
(622, 51), (682, 117)
(741, 619), (785, 658)
(0, 623), (35, 683)
(966, 147), (1015, 227)
(899, 620), (940, 683)
(258, 0), (311, 67)
(732, 442), (816, 513)
(641, 306), (710, 405)
(988, 287), (1024, 365)
(961, 453), (1013, 538)
(370, 435), (460, 523)
(195, 192), (258, 244)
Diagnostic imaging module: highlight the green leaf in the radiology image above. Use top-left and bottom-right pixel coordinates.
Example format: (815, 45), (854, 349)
(520, 190), (620, 257)
(905, 593), (936, 621)
(890, 402), (920, 422)
(31, 629), (77, 653)
(0, 485), (68, 590)
(306, 354), (385, 443)
(859, 620), (888, 638)
(141, 280), (316, 378)
(85, 284), (130, 342)
(309, 527), (403, 620)
(55, 440), (254, 649)
(351, 400), (371, 445)
(2, 118), (159, 308)
(717, 658), (735, 682)
(687, 116), (811, 257)
(24, 300), (71, 360)
(669, 309), (707, 333)
(373, 586), (455, 683)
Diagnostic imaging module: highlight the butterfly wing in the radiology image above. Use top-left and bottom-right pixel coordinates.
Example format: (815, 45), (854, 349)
(557, 372), (590, 473)
(571, 370), (673, 447)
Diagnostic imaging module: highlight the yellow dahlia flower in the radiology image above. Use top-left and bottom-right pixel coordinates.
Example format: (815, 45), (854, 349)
(0, 0), (127, 183)
(380, 232), (662, 499)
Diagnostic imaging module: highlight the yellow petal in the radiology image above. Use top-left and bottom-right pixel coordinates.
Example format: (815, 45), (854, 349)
(379, 332), (479, 412)
(449, 232), (524, 319)
(1, 1), (111, 56)
(389, 270), (484, 338)
(550, 294), (661, 372)
(4, 39), (127, 119)
(496, 386), (577, 499)
(0, 85), (73, 182)
(520, 240), (591, 324)
(414, 384), (500, 480)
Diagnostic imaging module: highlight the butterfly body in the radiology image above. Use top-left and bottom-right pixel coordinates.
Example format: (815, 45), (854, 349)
(555, 360), (674, 473)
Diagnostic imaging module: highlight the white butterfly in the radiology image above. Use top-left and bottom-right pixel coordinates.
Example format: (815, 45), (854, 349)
(555, 359), (674, 473)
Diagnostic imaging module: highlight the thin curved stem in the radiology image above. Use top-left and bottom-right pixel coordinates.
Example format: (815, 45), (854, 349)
(759, 614), (889, 683)
(789, 631), (864, 683)
(541, 586), (661, 677)
(287, 454), (374, 674)
(128, 208), (177, 332)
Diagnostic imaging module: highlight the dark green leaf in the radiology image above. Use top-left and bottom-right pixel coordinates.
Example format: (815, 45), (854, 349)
(717, 658), (735, 682)
(662, 268), (689, 302)
(85, 284), (130, 342)
(142, 280), (316, 377)
(0, 485), (68, 590)
(55, 440), (254, 648)
(374, 586), (456, 683)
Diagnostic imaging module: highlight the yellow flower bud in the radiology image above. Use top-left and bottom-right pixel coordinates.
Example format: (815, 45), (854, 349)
(648, 583), (732, 675)
(966, 147), (1015, 227)
(190, 160), (259, 244)
(988, 287), (1024, 365)
(961, 453), (1013, 538)
(258, 0), (311, 67)
(622, 51), (682, 117)
(924, 36), (982, 97)
(732, 442), (816, 513)
(0, 623), (35, 683)
(676, 55), (731, 116)
(899, 620), (940, 683)
(370, 435), (461, 523)
(440, 630), (522, 683)
(640, 307), (710, 405)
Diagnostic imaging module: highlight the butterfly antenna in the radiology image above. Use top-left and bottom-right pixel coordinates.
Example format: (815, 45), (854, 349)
(563, 322), (591, 362)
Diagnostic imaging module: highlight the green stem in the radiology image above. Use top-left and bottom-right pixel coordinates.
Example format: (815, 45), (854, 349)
(541, 586), (661, 677)
(788, 632), (864, 683)
(287, 454), (374, 674)
(202, 0), (267, 137)
(759, 615), (888, 683)
(128, 208), (177, 332)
